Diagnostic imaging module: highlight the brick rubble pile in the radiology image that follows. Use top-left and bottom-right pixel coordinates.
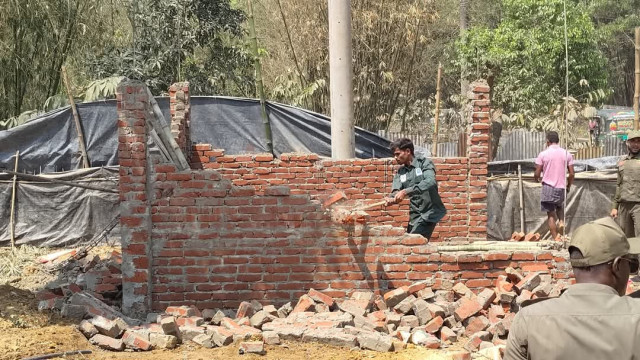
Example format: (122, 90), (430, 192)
(39, 266), (569, 358)
(36, 250), (123, 309)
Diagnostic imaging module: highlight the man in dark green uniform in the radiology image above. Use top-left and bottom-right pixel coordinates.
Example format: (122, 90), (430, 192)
(611, 130), (640, 238)
(505, 217), (640, 360)
(384, 138), (446, 239)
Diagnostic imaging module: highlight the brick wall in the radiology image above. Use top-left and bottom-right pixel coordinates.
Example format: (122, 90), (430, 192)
(169, 82), (191, 159)
(189, 151), (469, 241)
(117, 79), (570, 317)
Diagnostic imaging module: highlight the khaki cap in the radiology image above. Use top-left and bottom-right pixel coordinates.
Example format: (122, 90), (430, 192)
(628, 130), (640, 141)
(569, 217), (640, 267)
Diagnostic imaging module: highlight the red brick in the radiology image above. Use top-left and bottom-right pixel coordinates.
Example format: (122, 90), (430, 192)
(425, 316), (444, 333)
(291, 295), (315, 313)
(512, 252), (535, 261)
(236, 301), (255, 319)
(454, 297), (482, 321)
(308, 289), (335, 308)
(122, 331), (152, 351)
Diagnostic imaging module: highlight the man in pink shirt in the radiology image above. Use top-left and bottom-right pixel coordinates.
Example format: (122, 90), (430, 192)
(534, 131), (575, 240)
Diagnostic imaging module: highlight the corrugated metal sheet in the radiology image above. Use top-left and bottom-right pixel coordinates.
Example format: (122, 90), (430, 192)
(494, 130), (546, 161)
(494, 130), (627, 161)
(378, 131), (465, 157)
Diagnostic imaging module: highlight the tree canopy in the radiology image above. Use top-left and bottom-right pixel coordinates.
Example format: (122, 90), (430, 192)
(457, 0), (609, 117)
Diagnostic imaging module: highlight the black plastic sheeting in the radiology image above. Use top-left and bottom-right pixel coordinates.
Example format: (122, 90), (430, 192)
(487, 172), (617, 240)
(0, 167), (120, 247)
(0, 97), (391, 173)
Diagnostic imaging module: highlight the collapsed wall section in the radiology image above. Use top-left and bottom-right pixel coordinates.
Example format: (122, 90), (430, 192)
(116, 80), (566, 317)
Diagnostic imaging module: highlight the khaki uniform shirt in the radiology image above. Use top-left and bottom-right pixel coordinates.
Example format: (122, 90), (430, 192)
(613, 152), (640, 209)
(390, 154), (446, 226)
(505, 283), (640, 360)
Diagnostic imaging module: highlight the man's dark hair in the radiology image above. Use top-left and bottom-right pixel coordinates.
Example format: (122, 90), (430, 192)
(546, 131), (560, 144)
(390, 138), (414, 155)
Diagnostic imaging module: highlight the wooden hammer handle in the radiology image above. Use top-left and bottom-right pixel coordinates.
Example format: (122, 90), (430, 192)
(352, 200), (387, 212)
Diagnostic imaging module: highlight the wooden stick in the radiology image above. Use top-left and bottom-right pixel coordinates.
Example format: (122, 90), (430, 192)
(352, 200), (387, 212)
(22, 350), (92, 360)
(10, 150), (19, 250)
(518, 164), (525, 234)
(635, 27), (639, 131)
(62, 66), (90, 168)
(431, 63), (443, 157)
(1, 169), (118, 193)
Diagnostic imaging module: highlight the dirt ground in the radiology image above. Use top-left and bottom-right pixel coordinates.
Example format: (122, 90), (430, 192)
(0, 246), (463, 360)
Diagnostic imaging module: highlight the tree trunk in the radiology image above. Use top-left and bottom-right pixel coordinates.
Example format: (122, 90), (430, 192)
(460, 0), (469, 96)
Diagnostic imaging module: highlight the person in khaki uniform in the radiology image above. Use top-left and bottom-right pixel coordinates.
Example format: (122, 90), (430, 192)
(611, 130), (640, 237)
(505, 217), (640, 360)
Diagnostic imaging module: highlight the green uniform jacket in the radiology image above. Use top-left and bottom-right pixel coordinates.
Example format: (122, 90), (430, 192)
(505, 283), (640, 360)
(612, 152), (640, 210)
(390, 154), (446, 226)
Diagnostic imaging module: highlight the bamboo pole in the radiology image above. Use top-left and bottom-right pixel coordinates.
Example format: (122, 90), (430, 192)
(436, 241), (560, 252)
(9, 151), (19, 250)
(61, 66), (90, 168)
(635, 27), (639, 131)
(247, 0), (274, 154)
(431, 63), (443, 156)
(2, 170), (118, 193)
(518, 164), (525, 234)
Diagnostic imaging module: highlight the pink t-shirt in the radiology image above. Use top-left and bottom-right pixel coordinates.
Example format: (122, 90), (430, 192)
(535, 144), (574, 189)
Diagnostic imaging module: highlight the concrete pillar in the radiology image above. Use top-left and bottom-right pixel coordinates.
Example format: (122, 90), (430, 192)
(328, 0), (355, 159)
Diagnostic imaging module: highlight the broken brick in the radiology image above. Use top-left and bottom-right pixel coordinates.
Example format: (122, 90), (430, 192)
(338, 299), (366, 317)
(476, 288), (496, 309)
(454, 297), (482, 321)
(292, 295), (315, 313)
(78, 320), (98, 338)
(383, 287), (409, 308)
(192, 333), (215, 348)
(160, 316), (178, 335)
(236, 301), (255, 319)
(515, 272), (542, 293)
(393, 295), (416, 314)
(149, 333), (178, 349)
(464, 315), (490, 336)
(464, 331), (492, 352)
(165, 305), (200, 318)
(424, 316), (444, 333)
(89, 334), (124, 351)
(440, 326), (458, 343)
(452, 283), (473, 299)
(238, 341), (265, 355)
(122, 330), (152, 351)
(308, 288), (335, 308)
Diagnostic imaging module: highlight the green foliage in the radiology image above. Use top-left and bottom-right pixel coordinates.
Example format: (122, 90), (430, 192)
(86, 0), (253, 97)
(589, 0), (640, 106)
(457, 0), (609, 117)
(0, 0), (99, 122)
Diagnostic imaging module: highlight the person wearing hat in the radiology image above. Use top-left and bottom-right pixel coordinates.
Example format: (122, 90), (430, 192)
(505, 217), (640, 360)
(611, 130), (640, 237)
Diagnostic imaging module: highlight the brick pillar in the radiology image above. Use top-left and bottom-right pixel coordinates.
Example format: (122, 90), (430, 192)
(117, 80), (152, 317)
(466, 80), (490, 240)
(169, 82), (191, 160)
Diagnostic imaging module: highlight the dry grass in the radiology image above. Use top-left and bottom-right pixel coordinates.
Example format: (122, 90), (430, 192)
(0, 245), (49, 281)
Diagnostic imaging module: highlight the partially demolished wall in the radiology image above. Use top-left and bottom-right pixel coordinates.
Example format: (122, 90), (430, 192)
(117, 80), (569, 318)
